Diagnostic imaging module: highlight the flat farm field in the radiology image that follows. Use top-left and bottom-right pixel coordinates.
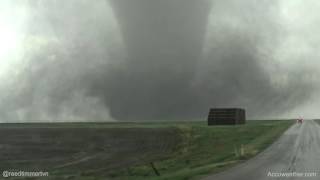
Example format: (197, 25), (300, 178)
(0, 120), (293, 180)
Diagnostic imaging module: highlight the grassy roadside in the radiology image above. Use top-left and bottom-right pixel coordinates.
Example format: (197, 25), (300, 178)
(104, 120), (294, 180)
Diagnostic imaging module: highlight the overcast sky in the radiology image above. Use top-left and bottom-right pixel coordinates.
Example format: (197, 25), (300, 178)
(0, 0), (319, 122)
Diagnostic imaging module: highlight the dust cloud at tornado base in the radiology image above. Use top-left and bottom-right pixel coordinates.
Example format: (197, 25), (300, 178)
(0, 0), (318, 122)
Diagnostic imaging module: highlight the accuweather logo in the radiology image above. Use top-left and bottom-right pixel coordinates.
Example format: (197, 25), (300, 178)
(267, 171), (317, 178)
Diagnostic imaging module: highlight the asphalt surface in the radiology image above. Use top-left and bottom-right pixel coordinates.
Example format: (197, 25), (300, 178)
(203, 120), (320, 180)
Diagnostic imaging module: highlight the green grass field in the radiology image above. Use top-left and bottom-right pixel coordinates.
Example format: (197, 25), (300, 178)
(0, 120), (293, 180)
(103, 120), (294, 180)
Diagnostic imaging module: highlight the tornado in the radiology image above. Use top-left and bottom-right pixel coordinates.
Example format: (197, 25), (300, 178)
(104, 0), (212, 120)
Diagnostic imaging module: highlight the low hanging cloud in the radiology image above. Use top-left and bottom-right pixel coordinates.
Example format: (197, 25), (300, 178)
(195, 0), (317, 119)
(0, 0), (123, 121)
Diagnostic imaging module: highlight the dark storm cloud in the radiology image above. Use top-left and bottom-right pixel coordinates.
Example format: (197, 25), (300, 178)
(0, 0), (316, 121)
(193, 0), (315, 118)
(0, 0), (122, 121)
(195, 31), (313, 118)
(100, 0), (314, 120)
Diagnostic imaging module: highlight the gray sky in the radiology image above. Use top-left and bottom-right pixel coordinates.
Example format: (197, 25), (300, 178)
(0, 0), (319, 122)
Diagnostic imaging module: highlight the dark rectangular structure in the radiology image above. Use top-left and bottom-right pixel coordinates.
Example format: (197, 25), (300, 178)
(207, 108), (246, 125)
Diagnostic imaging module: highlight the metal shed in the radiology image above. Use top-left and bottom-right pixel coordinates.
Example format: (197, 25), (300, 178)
(207, 108), (246, 125)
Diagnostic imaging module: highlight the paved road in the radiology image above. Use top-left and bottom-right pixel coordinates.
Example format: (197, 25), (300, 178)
(203, 120), (320, 180)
